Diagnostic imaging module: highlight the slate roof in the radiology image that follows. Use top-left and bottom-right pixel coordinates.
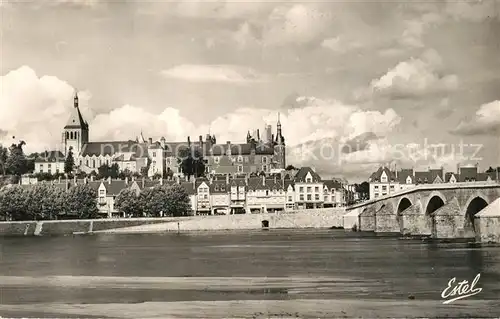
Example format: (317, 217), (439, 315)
(369, 166), (396, 182)
(294, 167), (322, 183)
(459, 166), (478, 182)
(209, 180), (228, 193)
(323, 179), (342, 190)
(34, 151), (65, 163)
(180, 181), (196, 195)
(397, 169), (414, 184)
(246, 177), (283, 191)
(64, 100), (88, 130)
(284, 180), (295, 190)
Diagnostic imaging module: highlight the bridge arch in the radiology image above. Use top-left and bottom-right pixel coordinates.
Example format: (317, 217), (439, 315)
(396, 197), (412, 215)
(424, 191), (447, 216)
(463, 194), (489, 234)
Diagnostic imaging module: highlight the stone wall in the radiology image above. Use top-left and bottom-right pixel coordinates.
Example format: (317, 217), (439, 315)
(375, 206), (399, 233)
(475, 217), (500, 243)
(0, 209), (346, 236)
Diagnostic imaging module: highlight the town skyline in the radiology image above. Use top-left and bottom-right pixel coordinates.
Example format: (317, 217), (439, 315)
(1, 0), (499, 182)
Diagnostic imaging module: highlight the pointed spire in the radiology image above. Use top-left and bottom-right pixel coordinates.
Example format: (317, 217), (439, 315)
(74, 89), (79, 108)
(277, 112), (281, 126)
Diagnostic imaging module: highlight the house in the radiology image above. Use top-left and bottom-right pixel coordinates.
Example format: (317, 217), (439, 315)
(34, 151), (65, 175)
(294, 167), (323, 209)
(209, 179), (230, 215)
(284, 178), (295, 211)
(195, 179), (211, 215)
(229, 176), (246, 214)
(368, 166), (397, 199)
(96, 178), (128, 218)
(322, 179), (343, 208)
(397, 169), (415, 191)
(246, 175), (285, 214)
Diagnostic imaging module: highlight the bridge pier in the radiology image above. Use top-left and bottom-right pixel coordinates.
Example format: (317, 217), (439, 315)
(359, 207), (376, 231)
(399, 205), (431, 236)
(375, 205), (399, 233)
(431, 198), (465, 239)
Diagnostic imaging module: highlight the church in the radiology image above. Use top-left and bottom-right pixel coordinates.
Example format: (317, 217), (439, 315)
(34, 92), (287, 178)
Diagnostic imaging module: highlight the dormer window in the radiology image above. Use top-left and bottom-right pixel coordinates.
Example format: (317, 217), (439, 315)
(306, 178), (312, 183)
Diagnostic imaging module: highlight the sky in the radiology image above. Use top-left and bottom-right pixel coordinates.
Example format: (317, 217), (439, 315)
(0, 0), (499, 182)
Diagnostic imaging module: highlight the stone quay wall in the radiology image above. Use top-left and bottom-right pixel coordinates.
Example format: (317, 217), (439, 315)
(0, 208), (346, 236)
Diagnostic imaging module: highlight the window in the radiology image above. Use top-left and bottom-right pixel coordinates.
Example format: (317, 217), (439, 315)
(237, 156), (243, 163)
(314, 186), (319, 192)
(152, 160), (156, 166)
(390, 185), (395, 189)
(237, 165), (243, 173)
(382, 186), (387, 191)
(307, 187), (312, 193)
(306, 177), (312, 183)
(374, 193), (379, 198)
(288, 196), (292, 202)
(375, 185), (379, 189)
(266, 190), (269, 196)
(86, 159), (89, 166)
(204, 195), (208, 199)
(99, 189), (105, 196)
(93, 160), (96, 168)
(152, 152), (156, 157)
(262, 157), (267, 164)
(307, 194), (312, 201)
(382, 193), (387, 196)
(299, 187), (304, 193)
(262, 165), (267, 172)
(40, 164), (44, 173)
(299, 194), (304, 201)
(324, 196), (328, 201)
(315, 194), (320, 201)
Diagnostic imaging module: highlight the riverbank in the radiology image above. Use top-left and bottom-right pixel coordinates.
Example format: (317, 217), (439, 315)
(0, 209), (346, 236)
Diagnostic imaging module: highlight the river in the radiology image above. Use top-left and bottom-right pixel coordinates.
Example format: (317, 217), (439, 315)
(0, 229), (499, 318)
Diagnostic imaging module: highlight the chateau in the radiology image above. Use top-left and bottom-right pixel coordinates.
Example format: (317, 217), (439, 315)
(35, 92), (286, 177)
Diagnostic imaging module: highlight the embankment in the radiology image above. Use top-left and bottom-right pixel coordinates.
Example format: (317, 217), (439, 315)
(0, 208), (347, 236)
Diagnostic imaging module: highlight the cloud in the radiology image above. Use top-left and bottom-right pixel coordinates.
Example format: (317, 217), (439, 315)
(160, 65), (266, 84)
(451, 100), (500, 136)
(365, 49), (459, 100)
(400, 12), (444, 48)
(0, 66), (94, 152)
(321, 37), (363, 53)
(263, 4), (333, 46)
(445, 0), (500, 22)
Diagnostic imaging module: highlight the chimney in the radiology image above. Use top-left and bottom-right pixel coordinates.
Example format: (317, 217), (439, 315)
(226, 141), (231, 156)
(274, 174), (277, 184)
(160, 178), (163, 186)
(142, 177), (145, 188)
(199, 135), (203, 145)
(125, 177), (128, 185)
(262, 175), (265, 186)
(58, 176), (61, 183)
(187, 136), (191, 146)
(73, 175), (77, 185)
(193, 177), (196, 188)
(84, 177), (88, 184)
(90, 175), (94, 182)
(147, 137), (152, 145)
(257, 129), (260, 141)
(108, 176), (111, 185)
(226, 174), (229, 184)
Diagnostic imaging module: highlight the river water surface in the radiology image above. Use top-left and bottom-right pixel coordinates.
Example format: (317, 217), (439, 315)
(0, 229), (499, 318)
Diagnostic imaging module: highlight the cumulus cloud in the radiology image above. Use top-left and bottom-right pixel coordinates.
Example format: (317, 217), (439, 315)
(263, 4), (332, 46)
(400, 12), (443, 48)
(160, 65), (266, 84)
(0, 66), (93, 153)
(365, 49), (459, 99)
(445, 0), (500, 22)
(321, 37), (363, 53)
(451, 100), (500, 136)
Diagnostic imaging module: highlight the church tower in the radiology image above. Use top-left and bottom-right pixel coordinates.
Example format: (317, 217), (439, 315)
(62, 91), (89, 156)
(274, 113), (286, 169)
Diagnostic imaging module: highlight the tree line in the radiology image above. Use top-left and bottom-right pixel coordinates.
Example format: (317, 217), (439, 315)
(0, 182), (191, 221)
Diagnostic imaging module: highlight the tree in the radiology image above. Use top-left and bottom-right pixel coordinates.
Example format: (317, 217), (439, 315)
(0, 145), (8, 176)
(355, 182), (370, 200)
(0, 185), (29, 221)
(140, 157), (152, 177)
(98, 163), (119, 179)
(63, 184), (99, 219)
(118, 168), (133, 180)
(25, 184), (65, 220)
(6, 141), (28, 177)
(285, 165), (296, 171)
(177, 147), (205, 180)
(139, 185), (168, 217)
(115, 188), (142, 217)
(165, 167), (174, 180)
(64, 148), (75, 176)
(164, 184), (191, 217)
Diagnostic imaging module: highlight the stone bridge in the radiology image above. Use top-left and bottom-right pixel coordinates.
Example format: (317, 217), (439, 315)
(345, 182), (500, 240)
